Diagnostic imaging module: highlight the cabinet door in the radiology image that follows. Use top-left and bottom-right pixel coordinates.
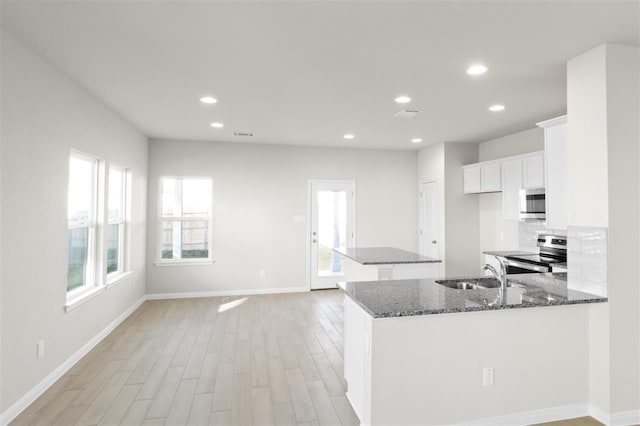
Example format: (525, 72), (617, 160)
(501, 158), (523, 220)
(522, 153), (544, 189)
(344, 296), (371, 423)
(545, 123), (568, 229)
(464, 166), (481, 193)
(481, 163), (502, 192)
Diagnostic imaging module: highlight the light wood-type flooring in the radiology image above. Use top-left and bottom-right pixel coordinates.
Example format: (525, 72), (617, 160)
(11, 289), (605, 426)
(535, 417), (604, 426)
(11, 290), (359, 426)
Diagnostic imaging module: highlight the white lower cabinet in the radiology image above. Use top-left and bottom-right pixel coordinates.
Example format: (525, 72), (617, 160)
(343, 295), (371, 425)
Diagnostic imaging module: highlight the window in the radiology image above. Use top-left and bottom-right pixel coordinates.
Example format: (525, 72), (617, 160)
(107, 165), (128, 278)
(158, 177), (212, 264)
(67, 153), (98, 292)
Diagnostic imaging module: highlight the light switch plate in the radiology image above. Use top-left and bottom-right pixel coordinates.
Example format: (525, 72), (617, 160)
(37, 340), (45, 359)
(483, 367), (494, 386)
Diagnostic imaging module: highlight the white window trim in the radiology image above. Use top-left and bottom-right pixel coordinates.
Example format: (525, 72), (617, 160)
(106, 164), (130, 281)
(106, 270), (134, 288)
(65, 285), (106, 312)
(157, 176), (214, 264)
(154, 259), (214, 267)
(67, 151), (102, 300)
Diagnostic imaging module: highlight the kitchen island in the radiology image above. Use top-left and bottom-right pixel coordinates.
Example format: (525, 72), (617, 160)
(339, 273), (607, 425)
(333, 246), (441, 281)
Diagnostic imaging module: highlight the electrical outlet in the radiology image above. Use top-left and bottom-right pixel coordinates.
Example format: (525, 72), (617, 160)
(37, 340), (45, 359)
(483, 367), (494, 386)
(259, 270), (266, 278)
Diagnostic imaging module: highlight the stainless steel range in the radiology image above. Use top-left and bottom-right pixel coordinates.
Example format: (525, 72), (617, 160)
(502, 234), (567, 274)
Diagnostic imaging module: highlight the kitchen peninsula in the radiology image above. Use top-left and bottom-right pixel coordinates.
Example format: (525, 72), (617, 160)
(340, 273), (607, 425)
(333, 246), (441, 281)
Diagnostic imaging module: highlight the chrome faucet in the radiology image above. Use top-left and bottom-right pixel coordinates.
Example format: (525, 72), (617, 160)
(482, 256), (508, 305)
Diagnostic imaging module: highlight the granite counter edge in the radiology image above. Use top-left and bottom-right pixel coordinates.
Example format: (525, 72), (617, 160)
(338, 284), (608, 319)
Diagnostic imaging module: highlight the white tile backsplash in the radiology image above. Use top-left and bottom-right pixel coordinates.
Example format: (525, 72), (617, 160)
(518, 221), (551, 252)
(567, 226), (608, 297)
(518, 221), (566, 252)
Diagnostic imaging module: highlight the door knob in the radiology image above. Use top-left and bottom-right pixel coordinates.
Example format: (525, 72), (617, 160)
(431, 240), (437, 244)
(312, 239), (317, 243)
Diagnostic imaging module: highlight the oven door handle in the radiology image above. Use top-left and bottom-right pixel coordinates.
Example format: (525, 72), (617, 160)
(504, 259), (550, 273)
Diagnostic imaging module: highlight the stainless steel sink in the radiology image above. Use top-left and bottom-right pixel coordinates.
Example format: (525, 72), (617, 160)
(435, 277), (501, 290)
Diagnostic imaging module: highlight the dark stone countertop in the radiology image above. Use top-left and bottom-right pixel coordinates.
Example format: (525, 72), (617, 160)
(338, 273), (607, 319)
(333, 247), (441, 265)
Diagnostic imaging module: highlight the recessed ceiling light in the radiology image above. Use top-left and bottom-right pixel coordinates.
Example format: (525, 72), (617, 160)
(210, 122), (224, 128)
(343, 134), (355, 140)
(489, 104), (505, 112)
(411, 138), (423, 144)
(200, 96), (218, 104)
(466, 64), (488, 75)
(394, 95), (411, 104)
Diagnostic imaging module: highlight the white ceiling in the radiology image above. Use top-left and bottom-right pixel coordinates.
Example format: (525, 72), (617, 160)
(1, 1), (638, 150)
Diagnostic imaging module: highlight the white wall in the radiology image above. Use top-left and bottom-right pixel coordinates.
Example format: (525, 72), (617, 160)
(444, 143), (480, 276)
(478, 127), (544, 162)
(417, 142), (479, 276)
(567, 45), (609, 228)
(477, 128), (545, 263)
(417, 143), (446, 273)
(0, 33), (148, 413)
(370, 304), (590, 425)
(0, 41), (4, 420)
(146, 139), (418, 295)
(604, 43), (639, 416)
(567, 43), (640, 421)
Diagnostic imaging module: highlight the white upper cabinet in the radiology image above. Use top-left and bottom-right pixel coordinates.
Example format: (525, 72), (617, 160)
(463, 162), (501, 193)
(463, 166), (482, 193)
(481, 163), (502, 192)
(465, 151), (545, 221)
(501, 158), (523, 220)
(522, 153), (545, 189)
(538, 116), (568, 230)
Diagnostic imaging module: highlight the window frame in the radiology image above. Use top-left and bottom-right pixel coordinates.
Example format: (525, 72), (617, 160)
(155, 176), (214, 266)
(105, 164), (131, 284)
(66, 151), (102, 303)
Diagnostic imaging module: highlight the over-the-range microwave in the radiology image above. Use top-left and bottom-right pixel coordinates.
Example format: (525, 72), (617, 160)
(519, 188), (546, 220)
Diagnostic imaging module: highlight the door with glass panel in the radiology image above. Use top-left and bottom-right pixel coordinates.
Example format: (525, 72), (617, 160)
(309, 180), (356, 290)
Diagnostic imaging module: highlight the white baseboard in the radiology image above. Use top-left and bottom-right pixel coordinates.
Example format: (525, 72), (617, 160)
(590, 406), (640, 426)
(0, 296), (146, 426)
(145, 286), (309, 300)
(590, 405), (610, 425)
(0, 285), (309, 424)
(610, 409), (640, 426)
(0, 285), (310, 425)
(455, 403), (590, 426)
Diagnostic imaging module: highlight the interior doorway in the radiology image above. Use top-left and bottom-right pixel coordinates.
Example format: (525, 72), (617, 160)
(419, 181), (440, 267)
